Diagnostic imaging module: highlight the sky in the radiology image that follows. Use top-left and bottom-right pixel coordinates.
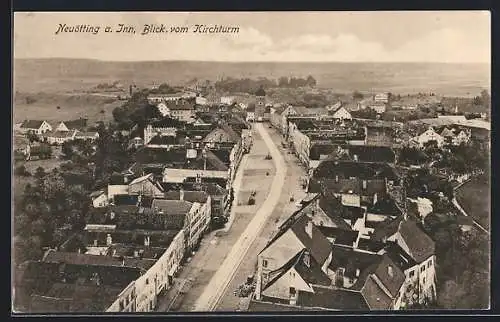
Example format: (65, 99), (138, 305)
(14, 11), (491, 63)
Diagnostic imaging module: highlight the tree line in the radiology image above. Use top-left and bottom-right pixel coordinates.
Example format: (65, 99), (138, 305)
(214, 75), (317, 94)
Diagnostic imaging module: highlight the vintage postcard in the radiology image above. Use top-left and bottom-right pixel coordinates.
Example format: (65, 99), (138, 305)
(12, 11), (491, 313)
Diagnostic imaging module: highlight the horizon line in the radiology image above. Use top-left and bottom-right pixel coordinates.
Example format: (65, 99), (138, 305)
(14, 57), (491, 65)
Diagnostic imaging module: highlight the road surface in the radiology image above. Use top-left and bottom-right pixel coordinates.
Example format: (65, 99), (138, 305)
(192, 123), (287, 311)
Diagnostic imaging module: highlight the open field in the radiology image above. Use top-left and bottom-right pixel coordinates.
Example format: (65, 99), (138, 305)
(14, 59), (490, 97)
(13, 92), (122, 125)
(455, 174), (490, 231)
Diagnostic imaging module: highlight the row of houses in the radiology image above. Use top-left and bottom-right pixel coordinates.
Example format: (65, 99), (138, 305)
(250, 156), (437, 310)
(15, 118), (99, 145)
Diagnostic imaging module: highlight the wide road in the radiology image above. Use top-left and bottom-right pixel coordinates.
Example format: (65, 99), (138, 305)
(192, 123), (286, 311)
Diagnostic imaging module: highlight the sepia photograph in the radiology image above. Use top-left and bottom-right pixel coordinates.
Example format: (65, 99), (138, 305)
(12, 11), (491, 313)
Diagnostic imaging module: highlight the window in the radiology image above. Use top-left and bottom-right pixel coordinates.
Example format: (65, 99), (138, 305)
(262, 259), (268, 268)
(289, 287), (296, 295)
(423, 277), (426, 284)
(409, 270), (415, 278)
(428, 259), (433, 268)
(290, 272), (295, 278)
(146, 278), (149, 285)
(421, 265), (425, 272)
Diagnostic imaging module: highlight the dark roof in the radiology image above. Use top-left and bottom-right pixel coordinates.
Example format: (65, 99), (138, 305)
(297, 286), (370, 310)
(151, 199), (193, 215)
(290, 216), (331, 265)
(30, 283), (123, 313)
(313, 160), (399, 181)
(372, 254), (406, 298)
(21, 120), (45, 129)
(63, 118), (88, 130)
(347, 146), (396, 163)
(384, 242), (418, 271)
(371, 217), (403, 242)
(367, 197), (402, 216)
(317, 226), (358, 247)
(329, 246), (382, 280)
(112, 195), (139, 206)
(42, 250), (155, 271)
(262, 208), (331, 266)
(149, 118), (186, 128)
(147, 135), (178, 146)
(360, 276), (393, 310)
(398, 219), (435, 263)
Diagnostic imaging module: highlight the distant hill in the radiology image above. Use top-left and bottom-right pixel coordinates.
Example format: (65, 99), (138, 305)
(14, 58), (490, 97)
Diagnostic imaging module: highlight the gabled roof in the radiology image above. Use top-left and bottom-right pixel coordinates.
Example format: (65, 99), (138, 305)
(367, 197), (402, 217)
(372, 254), (406, 298)
(90, 190), (105, 199)
(289, 215), (331, 265)
(317, 226), (358, 247)
(371, 217), (403, 242)
(63, 118), (88, 130)
(263, 248), (331, 292)
(398, 219), (435, 263)
(129, 173), (154, 186)
(360, 275), (393, 310)
(262, 205), (331, 266)
(164, 190), (209, 203)
(440, 127), (455, 137)
(21, 120), (46, 129)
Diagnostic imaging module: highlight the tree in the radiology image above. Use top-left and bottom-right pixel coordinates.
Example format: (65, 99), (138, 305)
(34, 166), (46, 179)
(306, 75), (317, 87)
(278, 76), (289, 87)
(353, 91), (364, 100)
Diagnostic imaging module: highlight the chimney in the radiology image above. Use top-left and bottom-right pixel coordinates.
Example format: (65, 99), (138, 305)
(77, 248), (81, 254)
(355, 269), (360, 277)
(305, 220), (313, 239)
(362, 180), (367, 190)
(303, 250), (310, 268)
(134, 250), (139, 257)
(94, 239), (98, 247)
(388, 265), (394, 278)
(353, 154), (359, 162)
(109, 211), (115, 220)
(144, 236), (150, 247)
(113, 249), (117, 257)
(106, 234), (112, 246)
(373, 193), (378, 206)
(335, 175), (339, 183)
(180, 189), (185, 201)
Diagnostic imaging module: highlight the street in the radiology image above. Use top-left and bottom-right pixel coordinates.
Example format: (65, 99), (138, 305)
(214, 125), (308, 311)
(191, 123), (287, 311)
(155, 123), (277, 312)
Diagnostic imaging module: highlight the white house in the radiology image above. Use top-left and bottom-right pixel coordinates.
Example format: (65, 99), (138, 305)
(331, 106), (352, 120)
(414, 128), (445, 148)
(374, 93), (390, 104)
(156, 102), (170, 117)
(195, 97), (208, 105)
(90, 190), (109, 208)
(370, 104), (387, 114)
(220, 96), (236, 105)
(19, 120), (53, 135)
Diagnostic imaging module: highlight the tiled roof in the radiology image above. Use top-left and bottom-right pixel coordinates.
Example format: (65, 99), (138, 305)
(313, 160), (399, 181)
(290, 215), (332, 265)
(371, 217), (403, 242)
(367, 197), (402, 216)
(63, 118), (88, 130)
(329, 246), (382, 280)
(372, 254), (406, 298)
(297, 286), (370, 310)
(21, 120), (45, 129)
(347, 146), (396, 163)
(147, 135), (178, 146)
(42, 250), (156, 271)
(398, 219), (435, 263)
(360, 276), (393, 310)
(151, 199), (194, 215)
(164, 190), (209, 203)
(317, 226), (358, 247)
